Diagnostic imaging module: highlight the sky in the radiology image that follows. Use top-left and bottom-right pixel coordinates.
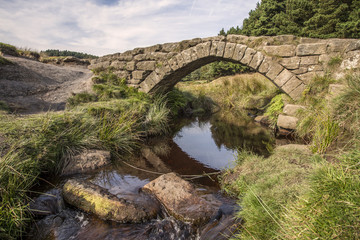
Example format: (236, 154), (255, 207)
(0, 0), (257, 56)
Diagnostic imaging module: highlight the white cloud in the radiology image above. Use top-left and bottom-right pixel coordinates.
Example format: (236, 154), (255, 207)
(0, 0), (257, 56)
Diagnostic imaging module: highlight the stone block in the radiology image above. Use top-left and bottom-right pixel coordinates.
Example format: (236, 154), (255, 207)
(274, 69), (293, 87)
(328, 39), (349, 53)
(266, 62), (284, 80)
(155, 64), (172, 79)
(110, 60), (126, 69)
(232, 44), (247, 61)
(162, 42), (180, 52)
(132, 70), (146, 80)
(210, 41), (226, 57)
(300, 56), (319, 65)
(300, 38), (321, 44)
(296, 43), (327, 56)
(168, 56), (180, 71)
(289, 83), (306, 100)
(263, 45), (296, 57)
(114, 71), (130, 80)
(117, 53), (133, 61)
(277, 114), (298, 130)
(308, 65), (323, 72)
(133, 47), (145, 55)
(280, 57), (300, 69)
(149, 52), (168, 60)
(340, 50), (360, 70)
(181, 47), (198, 64)
(175, 53), (185, 68)
(346, 40), (360, 52)
(126, 61), (136, 71)
(298, 71), (324, 84)
(258, 56), (272, 74)
(134, 54), (148, 61)
(223, 43), (237, 59)
(240, 48), (257, 65)
(226, 34), (248, 44)
(249, 52), (264, 70)
(136, 61), (156, 71)
(283, 104), (305, 116)
(195, 41), (211, 59)
(291, 67), (308, 75)
(282, 76), (303, 94)
(144, 44), (162, 54)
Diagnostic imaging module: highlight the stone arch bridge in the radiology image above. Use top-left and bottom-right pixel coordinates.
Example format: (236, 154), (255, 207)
(90, 35), (360, 100)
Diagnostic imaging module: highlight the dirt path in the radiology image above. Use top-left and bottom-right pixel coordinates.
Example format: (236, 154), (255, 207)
(0, 55), (94, 114)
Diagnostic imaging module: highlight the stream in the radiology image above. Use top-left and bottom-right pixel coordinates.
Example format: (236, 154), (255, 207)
(28, 111), (275, 240)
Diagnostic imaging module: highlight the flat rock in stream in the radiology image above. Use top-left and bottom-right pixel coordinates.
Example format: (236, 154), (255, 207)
(63, 179), (160, 223)
(142, 172), (222, 225)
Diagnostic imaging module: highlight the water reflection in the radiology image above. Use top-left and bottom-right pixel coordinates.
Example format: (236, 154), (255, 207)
(167, 110), (274, 171)
(174, 121), (236, 170)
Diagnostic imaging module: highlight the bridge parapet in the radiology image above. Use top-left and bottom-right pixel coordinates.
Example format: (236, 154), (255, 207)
(90, 35), (360, 100)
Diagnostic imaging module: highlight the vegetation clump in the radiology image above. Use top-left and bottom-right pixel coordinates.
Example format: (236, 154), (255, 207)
(41, 49), (98, 59)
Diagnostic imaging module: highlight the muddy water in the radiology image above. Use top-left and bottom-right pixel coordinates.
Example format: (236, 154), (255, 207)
(29, 111), (274, 240)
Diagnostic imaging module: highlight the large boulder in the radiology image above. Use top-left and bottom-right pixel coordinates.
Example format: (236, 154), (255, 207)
(63, 179), (160, 223)
(142, 173), (221, 225)
(62, 150), (111, 175)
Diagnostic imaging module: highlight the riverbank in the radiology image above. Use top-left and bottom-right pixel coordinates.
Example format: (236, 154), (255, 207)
(177, 72), (360, 239)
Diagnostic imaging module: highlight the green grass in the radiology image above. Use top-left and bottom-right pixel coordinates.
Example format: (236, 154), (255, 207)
(221, 146), (315, 240)
(278, 150), (360, 239)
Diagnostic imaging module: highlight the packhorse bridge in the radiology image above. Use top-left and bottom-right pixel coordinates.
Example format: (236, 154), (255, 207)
(90, 35), (360, 100)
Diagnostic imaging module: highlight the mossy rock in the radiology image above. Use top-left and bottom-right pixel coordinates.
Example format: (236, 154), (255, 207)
(63, 179), (160, 223)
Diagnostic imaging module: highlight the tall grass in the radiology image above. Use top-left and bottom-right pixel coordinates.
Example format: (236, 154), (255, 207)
(278, 150), (360, 239)
(177, 73), (278, 111)
(221, 146), (314, 240)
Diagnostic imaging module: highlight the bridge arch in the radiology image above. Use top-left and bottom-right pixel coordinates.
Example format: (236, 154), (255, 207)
(139, 41), (303, 99)
(89, 35), (360, 100)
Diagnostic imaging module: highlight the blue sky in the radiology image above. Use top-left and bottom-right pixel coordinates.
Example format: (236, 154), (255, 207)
(0, 0), (257, 56)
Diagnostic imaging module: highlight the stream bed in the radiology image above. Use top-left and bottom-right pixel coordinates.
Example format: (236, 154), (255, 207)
(28, 111), (275, 240)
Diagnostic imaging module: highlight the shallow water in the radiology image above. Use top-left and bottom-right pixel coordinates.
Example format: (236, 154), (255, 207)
(29, 111), (274, 240)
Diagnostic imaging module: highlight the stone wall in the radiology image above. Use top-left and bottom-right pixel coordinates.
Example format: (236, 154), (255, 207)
(89, 35), (360, 100)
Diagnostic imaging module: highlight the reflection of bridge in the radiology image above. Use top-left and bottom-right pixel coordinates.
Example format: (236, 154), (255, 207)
(90, 35), (360, 100)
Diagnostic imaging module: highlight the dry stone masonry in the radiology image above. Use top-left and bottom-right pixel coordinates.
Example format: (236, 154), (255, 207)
(90, 35), (360, 100)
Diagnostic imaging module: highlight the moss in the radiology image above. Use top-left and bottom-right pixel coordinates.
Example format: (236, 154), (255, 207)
(264, 93), (285, 127)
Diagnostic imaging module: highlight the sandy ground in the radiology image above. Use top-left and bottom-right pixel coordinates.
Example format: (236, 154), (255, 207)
(0, 55), (93, 114)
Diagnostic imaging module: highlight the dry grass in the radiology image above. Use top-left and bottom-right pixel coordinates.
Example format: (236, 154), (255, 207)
(177, 73), (278, 110)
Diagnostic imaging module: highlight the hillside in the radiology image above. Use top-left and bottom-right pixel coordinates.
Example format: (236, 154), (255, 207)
(0, 55), (93, 113)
